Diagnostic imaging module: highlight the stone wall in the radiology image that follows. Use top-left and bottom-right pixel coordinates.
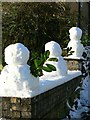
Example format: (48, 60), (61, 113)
(0, 75), (82, 119)
(64, 57), (84, 71)
(0, 2), (2, 65)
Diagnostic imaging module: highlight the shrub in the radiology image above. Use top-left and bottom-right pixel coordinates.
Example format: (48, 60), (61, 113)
(2, 2), (77, 65)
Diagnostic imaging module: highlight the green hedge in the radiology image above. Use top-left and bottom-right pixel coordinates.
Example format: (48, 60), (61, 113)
(2, 2), (77, 65)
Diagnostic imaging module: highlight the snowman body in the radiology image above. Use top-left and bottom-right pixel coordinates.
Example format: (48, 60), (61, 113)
(43, 41), (68, 77)
(67, 27), (85, 58)
(0, 43), (39, 97)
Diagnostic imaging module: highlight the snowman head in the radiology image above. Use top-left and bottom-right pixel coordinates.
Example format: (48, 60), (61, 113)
(69, 27), (82, 40)
(5, 43), (30, 65)
(45, 41), (62, 57)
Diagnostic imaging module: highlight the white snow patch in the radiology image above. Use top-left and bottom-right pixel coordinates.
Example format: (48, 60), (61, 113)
(80, 76), (90, 106)
(0, 70), (81, 98)
(68, 76), (90, 119)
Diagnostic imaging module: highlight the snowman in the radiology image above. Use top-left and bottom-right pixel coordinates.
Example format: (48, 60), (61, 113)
(67, 27), (85, 58)
(0, 43), (39, 97)
(43, 41), (68, 77)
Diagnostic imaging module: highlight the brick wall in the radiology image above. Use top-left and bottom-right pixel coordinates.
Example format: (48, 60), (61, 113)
(0, 75), (82, 119)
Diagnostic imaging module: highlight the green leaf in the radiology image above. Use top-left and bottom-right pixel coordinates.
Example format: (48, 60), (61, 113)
(34, 59), (39, 68)
(67, 47), (69, 53)
(42, 66), (52, 72)
(40, 54), (45, 65)
(69, 47), (72, 51)
(67, 51), (74, 56)
(37, 70), (43, 77)
(46, 64), (56, 71)
(46, 50), (50, 58)
(48, 58), (58, 62)
(44, 50), (50, 60)
(67, 47), (72, 53)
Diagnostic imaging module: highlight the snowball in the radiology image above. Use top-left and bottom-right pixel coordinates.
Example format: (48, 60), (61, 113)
(45, 41), (62, 57)
(69, 27), (82, 40)
(5, 43), (30, 65)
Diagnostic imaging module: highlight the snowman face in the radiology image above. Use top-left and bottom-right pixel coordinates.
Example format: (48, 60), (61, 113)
(5, 43), (30, 65)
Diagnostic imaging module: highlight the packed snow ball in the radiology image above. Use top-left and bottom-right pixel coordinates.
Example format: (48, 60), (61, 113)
(5, 43), (30, 65)
(69, 27), (82, 40)
(45, 41), (62, 57)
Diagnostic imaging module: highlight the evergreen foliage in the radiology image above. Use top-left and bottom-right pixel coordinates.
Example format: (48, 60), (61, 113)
(2, 2), (77, 52)
(30, 50), (58, 77)
(2, 2), (77, 66)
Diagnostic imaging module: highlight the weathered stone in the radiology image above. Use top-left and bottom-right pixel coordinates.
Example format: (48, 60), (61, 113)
(11, 97), (20, 103)
(64, 58), (84, 71)
(11, 104), (21, 111)
(21, 98), (31, 105)
(21, 111), (31, 118)
(21, 104), (31, 112)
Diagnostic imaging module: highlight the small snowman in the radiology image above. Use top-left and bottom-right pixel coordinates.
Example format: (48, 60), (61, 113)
(43, 41), (68, 77)
(0, 43), (39, 97)
(67, 27), (85, 58)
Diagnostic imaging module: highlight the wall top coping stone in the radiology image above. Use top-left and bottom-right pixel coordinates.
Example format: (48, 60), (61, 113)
(28, 71), (81, 98)
(64, 57), (86, 61)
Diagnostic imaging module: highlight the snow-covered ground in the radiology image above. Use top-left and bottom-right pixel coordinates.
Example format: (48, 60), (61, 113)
(67, 75), (90, 119)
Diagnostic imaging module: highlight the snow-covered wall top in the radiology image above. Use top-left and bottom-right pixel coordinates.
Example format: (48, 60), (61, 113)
(67, 27), (85, 58)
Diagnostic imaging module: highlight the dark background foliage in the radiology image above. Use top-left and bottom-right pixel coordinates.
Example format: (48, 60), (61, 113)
(2, 2), (77, 65)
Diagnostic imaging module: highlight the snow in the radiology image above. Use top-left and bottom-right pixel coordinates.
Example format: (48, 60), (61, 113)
(69, 27), (82, 40)
(0, 70), (81, 98)
(64, 56), (85, 60)
(0, 43), (39, 98)
(69, 99), (89, 118)
(68, 76), (90, 119)
(80, 76), (90, 106)
(45, 41), (62, 57)
(66, 44), (90, 119)
(5, 43), (30, 65)
(0, 41), (88, 119)
(43, 41), (68, 76)
(39, 70), (81, 96)
(67, 27), (85, 58)
(0, 42), (82, 98)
